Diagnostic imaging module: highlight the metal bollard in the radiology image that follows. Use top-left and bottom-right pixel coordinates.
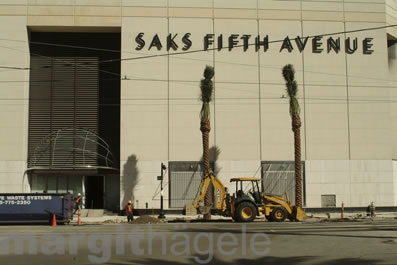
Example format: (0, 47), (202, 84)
(341, 201), (344, 219)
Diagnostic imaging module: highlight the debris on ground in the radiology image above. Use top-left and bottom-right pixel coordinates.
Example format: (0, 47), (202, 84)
(170, 217), (191, 223)
(168, 218), (233, 223)
(320, 218), (359, 223)
(303, 217), (323, 223)
(102, 219), (122, 224)
(131, 215), (167, 224)
(354, 213), (364, 219)
(382, 239), (397, 244)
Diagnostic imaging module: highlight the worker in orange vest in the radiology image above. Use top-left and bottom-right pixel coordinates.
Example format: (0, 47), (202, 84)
(125, 200), (134, 222)
(73, 193), (82, 215)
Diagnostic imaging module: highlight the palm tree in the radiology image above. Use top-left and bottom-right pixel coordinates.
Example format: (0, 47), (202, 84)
(200, 65), (214, 220)
(282, 64), (303, 208)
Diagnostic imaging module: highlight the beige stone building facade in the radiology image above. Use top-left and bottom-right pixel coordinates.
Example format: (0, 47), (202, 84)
(1, 0), (397, 211)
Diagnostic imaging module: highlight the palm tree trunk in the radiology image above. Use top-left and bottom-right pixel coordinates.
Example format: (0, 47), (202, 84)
(200, 120), (212, 220)
(201, 120), (210, 169)
(292, 114), (303, 208)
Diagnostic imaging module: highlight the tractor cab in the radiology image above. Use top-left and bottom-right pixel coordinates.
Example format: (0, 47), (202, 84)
(229, 177), (262, 222)
(230, 177), (262, 204)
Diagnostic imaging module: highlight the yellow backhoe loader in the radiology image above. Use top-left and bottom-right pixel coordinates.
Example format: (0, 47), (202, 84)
(186, 170), (306, 222)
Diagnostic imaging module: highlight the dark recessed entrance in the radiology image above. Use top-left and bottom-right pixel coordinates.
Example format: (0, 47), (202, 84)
(85, 176), (104, 209)
(27, 31), (121, 211)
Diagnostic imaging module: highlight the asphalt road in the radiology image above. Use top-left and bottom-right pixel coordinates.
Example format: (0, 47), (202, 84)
(0, 220), (396, 265)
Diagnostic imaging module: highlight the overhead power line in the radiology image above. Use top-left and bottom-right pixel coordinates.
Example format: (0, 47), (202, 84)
(0, 23), (397, 87)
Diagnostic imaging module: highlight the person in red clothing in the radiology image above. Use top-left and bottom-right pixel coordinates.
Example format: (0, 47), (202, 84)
(73, 193), (82, 215)
(125, 200), (134, 222)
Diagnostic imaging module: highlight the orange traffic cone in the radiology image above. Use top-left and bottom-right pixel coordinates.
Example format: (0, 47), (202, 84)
(51, 213), (57, 227)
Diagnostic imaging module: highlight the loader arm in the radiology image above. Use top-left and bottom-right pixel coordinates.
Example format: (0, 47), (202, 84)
(192, 174), (212, 208)
(191, 171), (229, 215)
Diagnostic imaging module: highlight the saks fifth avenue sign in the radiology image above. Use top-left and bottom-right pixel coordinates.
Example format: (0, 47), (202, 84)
(135, 33), (374, 54)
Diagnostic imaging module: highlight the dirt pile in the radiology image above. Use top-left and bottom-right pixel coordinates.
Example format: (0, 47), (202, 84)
(131, 215), (166, 224)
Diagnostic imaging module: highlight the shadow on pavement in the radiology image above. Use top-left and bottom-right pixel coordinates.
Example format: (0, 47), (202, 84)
(169, 224), (397, 240)
(108, 255), (383, 265)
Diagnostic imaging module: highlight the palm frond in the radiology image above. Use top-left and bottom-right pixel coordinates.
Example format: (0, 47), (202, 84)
(289, 97), (300, 117)
(200, 103), (210, 120)
(282, 64), (300, 116)
(200, 65), (215, 120)
(282, 64), (294, 82)
(203, 66), (215, 80)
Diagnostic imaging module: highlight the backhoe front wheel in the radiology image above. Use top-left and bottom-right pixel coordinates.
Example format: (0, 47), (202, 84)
(235, 202), (257, 222)
(270, 207), (287, 222)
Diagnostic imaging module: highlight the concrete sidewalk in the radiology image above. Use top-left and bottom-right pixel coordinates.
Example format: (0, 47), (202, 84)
(305, 210), (397, 219)
(70, 211), (397, 224)
(70, 214), (233, 224)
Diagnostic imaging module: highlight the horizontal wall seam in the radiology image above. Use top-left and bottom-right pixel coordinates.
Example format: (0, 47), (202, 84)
(0, 5), (386, 21)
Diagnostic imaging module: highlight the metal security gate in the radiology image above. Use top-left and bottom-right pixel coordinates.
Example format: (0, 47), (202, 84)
(168, 162), (214, 208)
(261, 161), (305, 206)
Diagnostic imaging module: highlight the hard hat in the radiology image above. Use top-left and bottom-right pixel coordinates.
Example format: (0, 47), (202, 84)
(77, 193), (81, 196)
(128, 200), (132, 204)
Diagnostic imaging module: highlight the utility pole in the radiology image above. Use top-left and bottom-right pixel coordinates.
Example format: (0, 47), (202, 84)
(158, 163), (166, 219)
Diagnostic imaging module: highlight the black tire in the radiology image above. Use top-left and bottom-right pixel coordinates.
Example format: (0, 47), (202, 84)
(265, 215), (274, 222)
(270, 207), (287, 222)
(235, 202), (257, 222)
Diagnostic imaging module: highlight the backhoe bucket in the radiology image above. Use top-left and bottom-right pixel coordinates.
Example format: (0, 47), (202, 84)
(185, 203), (198, 216)
(293, 206), (307, 221)
(198, 205), (211, 215)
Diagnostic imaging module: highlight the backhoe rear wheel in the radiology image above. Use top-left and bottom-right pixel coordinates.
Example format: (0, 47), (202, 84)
(235, 202), (257, 222)
(270, 207), (287, 222)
